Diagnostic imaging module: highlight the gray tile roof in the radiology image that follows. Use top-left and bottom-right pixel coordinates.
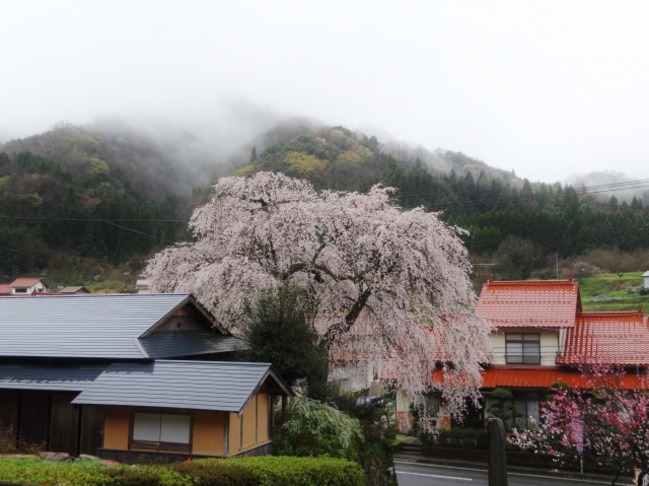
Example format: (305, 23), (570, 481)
(0, 364), (105, 391)
(138, 332), (249, 359)
(0, 294), (196, 359)
(72, 360), (290, 412)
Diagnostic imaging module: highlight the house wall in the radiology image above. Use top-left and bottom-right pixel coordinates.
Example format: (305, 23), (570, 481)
(395, 390), (451, 433)
(228, 411), (241, 454)
(192, 411), (226, 456)
(329, 362), (377, 392)
(241, 396), (257, 451)
(257, 393), (269, 443)
(100, 392), (272, 458)
(490, 329), (559, 366)
(227, 392), (271, 456)
(0, 391), (103, 455)
(153, 304), (207, 332)
(103, 406), (130, 450)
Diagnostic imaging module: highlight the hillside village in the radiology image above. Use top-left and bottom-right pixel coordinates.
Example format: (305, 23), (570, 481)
(2, 126), (649, 486)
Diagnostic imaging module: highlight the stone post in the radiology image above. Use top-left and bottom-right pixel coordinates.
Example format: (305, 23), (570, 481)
(488, 417), (508, 486)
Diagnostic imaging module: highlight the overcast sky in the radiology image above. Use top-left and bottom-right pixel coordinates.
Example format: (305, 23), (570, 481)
(2, 1), (649, 183)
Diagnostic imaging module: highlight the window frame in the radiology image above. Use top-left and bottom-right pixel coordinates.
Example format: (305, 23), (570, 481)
(505, 333), (541, 365)
(130, 411), (192, 453)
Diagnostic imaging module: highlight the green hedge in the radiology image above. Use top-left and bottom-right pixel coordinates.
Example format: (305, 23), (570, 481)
(0, 455), (364, 486)
(196, 457), (363, 486)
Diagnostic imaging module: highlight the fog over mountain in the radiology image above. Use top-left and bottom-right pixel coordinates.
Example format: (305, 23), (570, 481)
(3, 2), (649, 184)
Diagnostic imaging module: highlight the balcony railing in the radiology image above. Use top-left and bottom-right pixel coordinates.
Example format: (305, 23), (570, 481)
(505, 354), (541, 365)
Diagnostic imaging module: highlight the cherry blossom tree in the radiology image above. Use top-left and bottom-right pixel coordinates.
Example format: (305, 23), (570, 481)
(510, 364), (649, 485)
(145, 171), (491, 417)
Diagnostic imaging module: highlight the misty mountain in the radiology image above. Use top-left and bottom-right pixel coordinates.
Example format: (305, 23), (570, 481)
(3, 117), (649, 286)
(237, 122), (524, 190)
(566, 170), (649, 204)
(233, 123), (649, 281)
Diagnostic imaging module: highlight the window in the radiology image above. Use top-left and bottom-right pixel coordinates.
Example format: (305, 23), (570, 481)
(514, 398), (539, 428)
(505, 333), (540, 364)
(132, 413), (190, 451)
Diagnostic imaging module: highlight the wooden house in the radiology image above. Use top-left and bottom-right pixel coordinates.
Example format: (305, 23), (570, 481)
(0, 293), (291, 462)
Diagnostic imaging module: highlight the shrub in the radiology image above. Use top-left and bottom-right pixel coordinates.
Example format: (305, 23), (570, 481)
(194, 456), (364, 486)
(170, 461), (258, 485)
(0, 424), (16, 453)
(273, 397), (363, 461)
(0, 456), (362, 486)
(434, 427), (488, 449)
(328, 392), (398, 486)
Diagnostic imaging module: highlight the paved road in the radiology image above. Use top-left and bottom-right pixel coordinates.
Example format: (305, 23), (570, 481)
(394, 460), (632, 486)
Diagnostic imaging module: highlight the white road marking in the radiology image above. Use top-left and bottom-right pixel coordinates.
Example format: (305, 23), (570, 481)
(394, 460), (621, 485)
(397, 471), (472, 481)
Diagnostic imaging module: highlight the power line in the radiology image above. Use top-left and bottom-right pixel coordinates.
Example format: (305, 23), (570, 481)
(423, 179), (649, 212)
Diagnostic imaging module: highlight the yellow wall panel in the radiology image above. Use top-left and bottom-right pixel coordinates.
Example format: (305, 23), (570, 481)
(257, 393), (269, 443)
(241, 396), (257, 451)
(192, 411), (226, 456)
(228, 412), (241, 454)
(102, 407), (130, 450)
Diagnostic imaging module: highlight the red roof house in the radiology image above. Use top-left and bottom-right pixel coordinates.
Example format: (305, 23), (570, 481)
(470, 278), (649, 429)
(560, 310), (649, 366)
(476, 278), (581, 328)
(9, 277), (46, 294)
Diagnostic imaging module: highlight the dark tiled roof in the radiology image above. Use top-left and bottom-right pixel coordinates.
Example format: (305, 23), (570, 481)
(0, 293), (196, 359)
(139, 331), (248, 359)
(0, 364), (105, 391)
(72, 360), (291, 412)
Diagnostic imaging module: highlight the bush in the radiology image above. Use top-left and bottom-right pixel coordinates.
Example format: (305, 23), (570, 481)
(195, 456), (364, 486)
(328, 392), (398, 486)
(0, 455), (362, 486)
(0, 424), (16, 453)
(273, 397), (363, 461)
(434, 427), (488, 449)
(170, 461), (258, 485)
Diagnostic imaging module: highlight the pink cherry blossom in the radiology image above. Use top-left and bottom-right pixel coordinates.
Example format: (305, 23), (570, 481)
(145, 171), (491, 421)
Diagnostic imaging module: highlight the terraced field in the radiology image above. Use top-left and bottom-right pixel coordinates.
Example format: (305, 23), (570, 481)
(577, 272), (649, 313)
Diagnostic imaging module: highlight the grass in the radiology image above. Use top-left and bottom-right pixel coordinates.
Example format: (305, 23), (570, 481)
(576, 272), (649, 312)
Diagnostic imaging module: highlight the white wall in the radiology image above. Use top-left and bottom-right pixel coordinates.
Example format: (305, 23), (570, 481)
(490, 329), (560, 366)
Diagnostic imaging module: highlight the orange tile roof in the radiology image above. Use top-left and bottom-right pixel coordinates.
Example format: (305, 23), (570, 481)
(478, 367), (648, 390)
(0, 284), (11, 295)
(431, 367), (649, 390)
(10, 277), (42, 288)
(560, 310), (649, 366)
(476, 278), (580, 328)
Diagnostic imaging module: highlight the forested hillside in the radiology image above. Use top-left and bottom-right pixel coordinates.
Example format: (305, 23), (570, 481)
(2, 121), (648, 287)
(0, 124), (209, 284)
(236, 125), (649, 279)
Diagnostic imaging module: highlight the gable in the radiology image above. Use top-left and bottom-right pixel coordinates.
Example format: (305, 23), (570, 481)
(0, 293), (206, 359)
(476, 278), (580, 328)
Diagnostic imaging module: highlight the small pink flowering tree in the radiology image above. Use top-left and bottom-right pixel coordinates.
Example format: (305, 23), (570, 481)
(509, 363), (649, 485)
(145, 171), (491, 420)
